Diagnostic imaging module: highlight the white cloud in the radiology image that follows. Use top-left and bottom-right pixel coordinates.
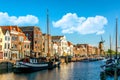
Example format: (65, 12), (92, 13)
(0, 12), (39, 26)
(96, 30), (105, 35)
(52, 13), (108, 35)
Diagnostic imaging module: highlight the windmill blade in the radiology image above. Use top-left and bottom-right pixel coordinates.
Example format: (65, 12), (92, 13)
(104, 40), (105, 42)
(101, 36), (105, 43)
(101, 36), (103, 41)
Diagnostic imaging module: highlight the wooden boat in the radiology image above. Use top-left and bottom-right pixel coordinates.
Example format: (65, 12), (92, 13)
(13, 56), (61, 73)
(13, 57), (50, 73)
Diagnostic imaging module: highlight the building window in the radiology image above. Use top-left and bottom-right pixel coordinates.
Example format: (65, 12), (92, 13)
(12, 36), (18, 41)
(4, 43), (7, 49)
(43, 48), (44, 51)
(8, 43), (10, 49)
(5, 36), (7, 40)
(24, 45), (26, 48)
(0, 45), (2, 50)
(8, 37), (10, 41)
(27, 45), (29, 48)
(0, 38), (2, 42)
(12, 44), (17, 49)
(13, 28), (16, 31)
(35, 41), (37, 44)
(19, 36), (24, 42)
(26, 33), (29, 37)
(14, 44), (17, 48)
(4, 53), (7, 57)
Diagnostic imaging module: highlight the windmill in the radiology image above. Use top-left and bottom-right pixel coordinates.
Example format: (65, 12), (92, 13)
(99, 36), (105, 56)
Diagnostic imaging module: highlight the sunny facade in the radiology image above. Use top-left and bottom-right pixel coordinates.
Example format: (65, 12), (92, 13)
(52, 36), (68, 56)
(0, 27), (4, 60)
(0, 26), (30, 60)
(2, 29), (11, 60)
(42, 34), (53, 57)
(67, 41), (73, 56)
(23, 37), (31, 57)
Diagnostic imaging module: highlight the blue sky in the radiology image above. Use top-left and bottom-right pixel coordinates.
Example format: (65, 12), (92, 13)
(0, 0), (120, 50)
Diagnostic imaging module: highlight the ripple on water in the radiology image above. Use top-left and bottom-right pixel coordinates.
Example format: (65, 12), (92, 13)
(0, 60), (119, 80)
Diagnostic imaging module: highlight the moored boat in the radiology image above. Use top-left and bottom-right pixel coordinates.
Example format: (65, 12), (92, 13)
(13, 57), (50, 73)
(13, 56), (61, 73)
(48, 57), (61, 69)
(100, 18), (120, 77)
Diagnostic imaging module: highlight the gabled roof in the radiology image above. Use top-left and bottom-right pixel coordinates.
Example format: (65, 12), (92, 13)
(24, 36), (30, 42)
(52, 36), (64, 40)
(0, 25), (23, 33)
(19, 26), (41, 31)
(0, 28), (7, 35)
(67, 41), (73, 46)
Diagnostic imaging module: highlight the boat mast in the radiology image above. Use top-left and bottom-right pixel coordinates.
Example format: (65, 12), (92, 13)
(115, 18), (118, 59)
(47, 9), (50, 57)
(110, 35), (112, 59)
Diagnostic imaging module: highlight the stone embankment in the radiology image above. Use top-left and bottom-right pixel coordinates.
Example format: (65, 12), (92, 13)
(0, 60), (15, 69)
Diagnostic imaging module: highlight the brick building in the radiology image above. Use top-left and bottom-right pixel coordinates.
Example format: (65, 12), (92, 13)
(0, 26), (30, 60)
(42, 34), (52, 57)
(73, 44), (88, 57)
(20, 26), (42, 57)
(73, 44), (100, 57)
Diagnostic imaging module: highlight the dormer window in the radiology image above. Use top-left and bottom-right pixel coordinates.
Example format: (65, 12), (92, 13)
(13, 28), (16, 31)
(26, 33), (29, 37)
(19, 36), (24, 42)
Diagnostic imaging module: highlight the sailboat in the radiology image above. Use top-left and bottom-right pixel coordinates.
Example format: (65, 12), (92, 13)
(101, 18), (120, 76)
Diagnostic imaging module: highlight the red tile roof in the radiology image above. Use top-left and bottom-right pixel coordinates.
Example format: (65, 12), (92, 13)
(0, 26), (23, 32)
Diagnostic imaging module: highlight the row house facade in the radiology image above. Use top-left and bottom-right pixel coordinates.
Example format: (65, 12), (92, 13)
(87, 45), (93, 56)
(73, 44), (100, 57)
(93, 47), (100, 55)
(2, 29), (11, 60)
(88, 45), (100, 56)
(67, 41), (73, 56)
(52, 36), (68, 56)
(0, 26), (30, 60)
(42, 34), (52, 57)
(42, 35), (73, 57)
(0, 27), (4, 60)
(20, 26), (42, 58)
(73, 44), (88, 57)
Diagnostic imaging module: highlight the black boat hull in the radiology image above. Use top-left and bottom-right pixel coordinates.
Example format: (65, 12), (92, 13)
(13, 66), (48, 73)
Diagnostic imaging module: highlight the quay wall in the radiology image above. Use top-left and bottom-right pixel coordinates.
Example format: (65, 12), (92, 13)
(0, 61), (14, 69)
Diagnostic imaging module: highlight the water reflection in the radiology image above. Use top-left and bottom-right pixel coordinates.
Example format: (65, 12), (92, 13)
(0, 61), (118, 80)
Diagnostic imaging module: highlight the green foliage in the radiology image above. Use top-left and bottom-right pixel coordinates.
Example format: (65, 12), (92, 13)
(106, 49), (115, 54)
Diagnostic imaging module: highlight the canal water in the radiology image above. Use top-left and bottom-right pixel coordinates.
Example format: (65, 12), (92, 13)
(0, 60), (119, 80)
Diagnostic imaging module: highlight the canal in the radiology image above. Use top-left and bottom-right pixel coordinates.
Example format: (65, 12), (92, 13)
(0, 60), (119, 80)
